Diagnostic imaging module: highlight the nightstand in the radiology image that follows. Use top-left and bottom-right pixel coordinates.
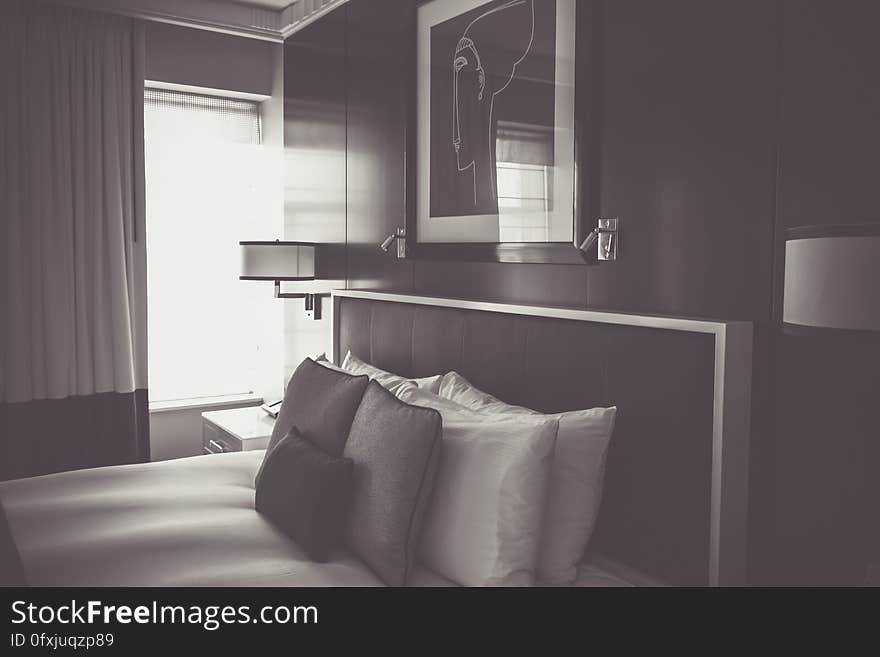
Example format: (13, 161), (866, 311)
(201, 406), (276, 454)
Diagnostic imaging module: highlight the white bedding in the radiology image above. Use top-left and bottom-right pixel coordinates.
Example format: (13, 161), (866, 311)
(0, 452), (634, 587)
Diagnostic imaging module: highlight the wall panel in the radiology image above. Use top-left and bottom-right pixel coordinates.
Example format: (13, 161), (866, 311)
(587, 0), (777, 320)
(282, 5), (348, 376)
(770, 0), (880, 584)
(344, 0), (414, 292)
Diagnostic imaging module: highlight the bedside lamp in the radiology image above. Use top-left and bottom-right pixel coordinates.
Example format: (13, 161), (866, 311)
(239, 241), (328, 320)
(783, 225), (880, 333)
(782, 223), (880, 585)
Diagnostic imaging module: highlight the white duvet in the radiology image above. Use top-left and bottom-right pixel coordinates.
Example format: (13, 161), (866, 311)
(0, 452), (633, 587)
(1, 452), (396, 587)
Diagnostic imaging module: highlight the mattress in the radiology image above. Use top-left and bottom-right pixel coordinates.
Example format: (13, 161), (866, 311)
(0, 452), (635, 587)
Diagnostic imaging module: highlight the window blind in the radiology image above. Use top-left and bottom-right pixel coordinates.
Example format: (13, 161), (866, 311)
(144, 88), (261, 145)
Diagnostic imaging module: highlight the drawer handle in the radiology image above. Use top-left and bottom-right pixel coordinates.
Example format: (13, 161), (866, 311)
(207, 439), (228, 454)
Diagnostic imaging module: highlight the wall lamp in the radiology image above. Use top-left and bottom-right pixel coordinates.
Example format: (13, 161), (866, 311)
(239, 240), (330, 320)
(380, 227), (406, 259)
(783, 224), (880, 334)
(782, 225), (880, 585)
(578, 217), (618, 262)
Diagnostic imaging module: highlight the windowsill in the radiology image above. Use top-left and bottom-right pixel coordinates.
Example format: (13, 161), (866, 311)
(149, 393), (263, 414)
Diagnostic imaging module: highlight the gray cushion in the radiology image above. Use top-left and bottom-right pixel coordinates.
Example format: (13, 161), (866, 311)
(267, 357), (369, 457)
(343, 381), (442, 586)
(255, 427), (354, 563)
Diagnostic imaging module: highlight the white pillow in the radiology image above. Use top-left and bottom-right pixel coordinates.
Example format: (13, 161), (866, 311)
(398, 386), (558, 586)
(341, 351), (443, 395)
(437, 371), (617, 585)
(437, 370), (533, 415)
(314, 353), (342, 371)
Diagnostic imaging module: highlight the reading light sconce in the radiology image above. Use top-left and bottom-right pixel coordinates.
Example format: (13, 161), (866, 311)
(239, 240), (330, 320)
(380, 227), (406, 259)
(579, 217), (618, 262)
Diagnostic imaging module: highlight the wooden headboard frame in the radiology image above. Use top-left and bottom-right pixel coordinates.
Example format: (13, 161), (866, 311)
(331, 290), (753, 586)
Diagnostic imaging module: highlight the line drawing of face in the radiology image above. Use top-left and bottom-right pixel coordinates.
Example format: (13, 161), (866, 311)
(450, 0), (535, 211)
(452, 37), (484, 176)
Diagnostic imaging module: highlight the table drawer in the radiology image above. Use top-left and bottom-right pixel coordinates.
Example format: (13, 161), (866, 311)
(202, 422), (239, 454)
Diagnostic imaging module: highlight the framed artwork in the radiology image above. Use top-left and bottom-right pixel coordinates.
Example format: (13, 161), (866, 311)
(407, 0), (591, 263)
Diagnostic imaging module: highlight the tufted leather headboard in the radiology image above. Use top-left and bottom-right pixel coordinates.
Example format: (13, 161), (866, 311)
(332, 290), (753, 586)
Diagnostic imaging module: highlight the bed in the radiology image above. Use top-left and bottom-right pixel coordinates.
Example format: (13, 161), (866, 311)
(1, 290), (752, 587)
(1, 451), (638, 587)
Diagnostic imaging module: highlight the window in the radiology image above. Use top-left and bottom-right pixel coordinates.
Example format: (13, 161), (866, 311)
(496, 161), (551, 241)
(495, 121), (554, 242)
(144, 88), (279, 404)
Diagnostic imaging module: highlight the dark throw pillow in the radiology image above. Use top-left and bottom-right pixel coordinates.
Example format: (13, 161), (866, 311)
(267, 357), (369, 457)
(255, 428), (354, 563)
(343, 381), (442, 586)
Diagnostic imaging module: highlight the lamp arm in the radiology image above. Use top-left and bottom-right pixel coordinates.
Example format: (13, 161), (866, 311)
(272, 280), (331, 300)
(273, 281), (331, 320)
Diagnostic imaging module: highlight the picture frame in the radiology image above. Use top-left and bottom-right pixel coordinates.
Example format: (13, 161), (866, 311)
(406, 0), (594, 264)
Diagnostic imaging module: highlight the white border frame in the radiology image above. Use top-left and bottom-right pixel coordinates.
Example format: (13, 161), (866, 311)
(416, 0), (577, 243)
(332, 289), (753, 586)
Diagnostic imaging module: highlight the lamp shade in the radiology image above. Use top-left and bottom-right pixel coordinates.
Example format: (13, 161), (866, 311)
(783, 225), (880, 332)
(239, 241), (316, 281)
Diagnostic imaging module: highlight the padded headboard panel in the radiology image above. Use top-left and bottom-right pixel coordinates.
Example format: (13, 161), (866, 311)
(333, 291), (752, 586)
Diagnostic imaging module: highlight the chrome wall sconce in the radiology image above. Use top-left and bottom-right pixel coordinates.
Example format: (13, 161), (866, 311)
(578, 217), (618, 262)
(380, 227), (406, 259)
(239, 240), (330, 320)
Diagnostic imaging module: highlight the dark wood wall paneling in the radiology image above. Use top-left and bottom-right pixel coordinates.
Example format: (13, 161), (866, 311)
(283, 6), (347, 273)
(289, 0), (779, 316)
(771, 0), (880, 585)
(591, 0), (777, 320)
(345, 0), (414, 292)
(343, 0), (780, 319)
(283, 0), (880, 584)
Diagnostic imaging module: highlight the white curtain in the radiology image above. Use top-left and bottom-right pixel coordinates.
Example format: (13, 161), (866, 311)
(0, 1), (147, 405)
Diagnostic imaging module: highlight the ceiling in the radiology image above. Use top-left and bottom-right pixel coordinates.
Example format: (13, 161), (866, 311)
(237, 0), (299, 9)
(232, 0), (295, 9)
(60, 0), (347, 41)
